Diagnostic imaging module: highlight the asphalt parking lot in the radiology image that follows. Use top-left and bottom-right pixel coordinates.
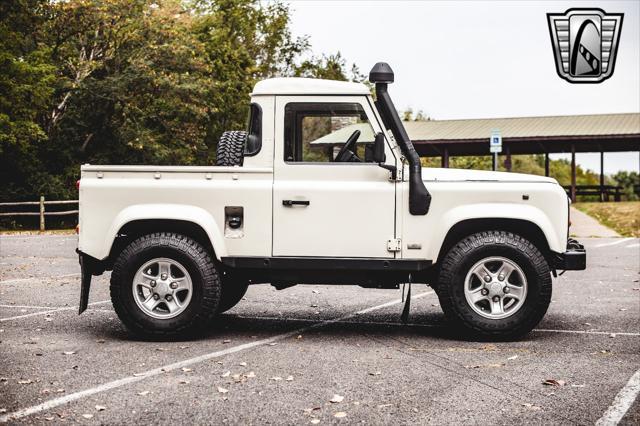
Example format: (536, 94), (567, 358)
(0, 234), (638, 425)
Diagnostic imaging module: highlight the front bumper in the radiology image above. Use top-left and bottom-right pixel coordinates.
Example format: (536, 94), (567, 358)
(553, 238), (586, 271)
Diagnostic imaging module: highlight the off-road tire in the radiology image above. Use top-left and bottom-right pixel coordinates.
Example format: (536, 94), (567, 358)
(217, 277), (249, 314)
(110, 232), (220, 338)
(436, 231), (552, 340)
(216, 130), (247, 166)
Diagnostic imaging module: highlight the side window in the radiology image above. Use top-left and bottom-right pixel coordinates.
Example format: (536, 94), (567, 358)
(284, 103), (376, 163)
(244, 103), (262, 156)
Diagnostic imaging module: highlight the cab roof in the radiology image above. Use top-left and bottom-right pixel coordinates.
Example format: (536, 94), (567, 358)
(252, 78), (370, 96)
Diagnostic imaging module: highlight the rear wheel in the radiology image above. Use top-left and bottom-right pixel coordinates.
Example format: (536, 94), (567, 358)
(436, 231), (552, 340)
(110, 232), (220, 337)
(216, 130), (247, 166)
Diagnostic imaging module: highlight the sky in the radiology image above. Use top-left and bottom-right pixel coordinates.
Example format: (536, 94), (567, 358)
(287, 0), (640, 174)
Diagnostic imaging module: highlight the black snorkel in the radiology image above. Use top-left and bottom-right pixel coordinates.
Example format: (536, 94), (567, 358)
(369, 62), (431, 215)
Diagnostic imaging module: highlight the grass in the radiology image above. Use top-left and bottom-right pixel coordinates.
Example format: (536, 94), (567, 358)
(574, 201), (640, 238)
(0, 229), (76, 235)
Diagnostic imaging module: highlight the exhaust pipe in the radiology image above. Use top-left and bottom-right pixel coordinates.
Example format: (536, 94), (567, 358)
(369, 62), (431, 215)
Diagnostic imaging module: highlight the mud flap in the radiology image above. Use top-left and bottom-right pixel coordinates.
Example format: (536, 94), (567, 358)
(78, 254), (92, 314)
(400, 275), (412, 324)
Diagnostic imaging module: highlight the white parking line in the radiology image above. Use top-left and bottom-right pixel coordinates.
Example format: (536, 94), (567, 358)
(596, 369), (640, 426)
(232, 315), (640, 337)
(625, 243), (639, 249)
(0, 291), (434, 422)
(0, 300), (110, 322)
(593, 238), (633, 248)
(0, 273), (80, 285)
(0, 304), (61, 310)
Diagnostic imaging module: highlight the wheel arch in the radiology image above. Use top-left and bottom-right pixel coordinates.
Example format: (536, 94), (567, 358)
(436, 218), (551, 265)
(101, 204), (226, 268)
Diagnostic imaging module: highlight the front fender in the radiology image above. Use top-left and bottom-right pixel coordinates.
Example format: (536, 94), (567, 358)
(425, 203), (565, 261)
(82, 204), (226, 261)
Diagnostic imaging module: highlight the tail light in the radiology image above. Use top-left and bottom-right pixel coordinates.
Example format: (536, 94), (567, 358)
(76, 179), (81, 190)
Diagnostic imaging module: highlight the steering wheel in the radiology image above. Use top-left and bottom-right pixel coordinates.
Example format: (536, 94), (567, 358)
(333, 130), (362, 162)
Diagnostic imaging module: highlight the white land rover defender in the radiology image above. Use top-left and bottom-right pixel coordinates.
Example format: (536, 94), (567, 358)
(76, 63), (586, 339)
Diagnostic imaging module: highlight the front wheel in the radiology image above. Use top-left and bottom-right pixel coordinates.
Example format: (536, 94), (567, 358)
(436, 231), (552, 340)
(110, 233), (221, 337)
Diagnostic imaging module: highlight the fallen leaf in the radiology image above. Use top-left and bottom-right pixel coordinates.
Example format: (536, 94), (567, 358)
(181, 367), (192, 373)
(310, 304), (318, 308)
(368, 371), (381, 376)
(96, 339), (105, 343)
(465, 363), (504, 369)
(223, 339), (231, 344)
(522, 403), (541, 411)
(610, 333), (617, 338)
(296, 335), (303, 339)
(179, 380), (189, 385)
(155, 347), (166, 352)
(542, 379), (565, 386)
(133, 373), (145, 377)
(179, 345), (189, 349)
(17, 379), (32, 384)
(507, 355), (518, 360)
(330, 394), (344, 403)
(246, 371), (256, 378)
(217, 386), (228, 394)
(44, 415), (54, 421)
(0, 409), (6, 414)
(334, 412), (347, 418)
(221, 371), (230, 378)
(62, 351), (75, 355)
(239, 362), (247, 367)
(268, 343), (278, 346)
(310, 419), (320, 424)
(312, 290), (320, 294)
(286, 375), (294, 381)
(270, 376), (282, 381)
(55, 388), (65, 393)
(82, 414), (93, 419)
(137, 391), (150, 396)
(95, 405), (106, 411)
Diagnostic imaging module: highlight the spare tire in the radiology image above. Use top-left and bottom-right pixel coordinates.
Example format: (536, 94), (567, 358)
(216, 130), (247, 166)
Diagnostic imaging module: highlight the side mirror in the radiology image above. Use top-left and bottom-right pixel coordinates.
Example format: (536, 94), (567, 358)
(373, 132), (396, 179)
(373, 132), (386, 163)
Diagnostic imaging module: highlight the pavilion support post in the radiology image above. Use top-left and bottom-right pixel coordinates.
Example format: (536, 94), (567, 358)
(544, 152), (550, 177)
(570, 144), (576, 203)
(441, 148), (449, 168)
(600, 151), (605, 202)
(504, 146), (512, 172)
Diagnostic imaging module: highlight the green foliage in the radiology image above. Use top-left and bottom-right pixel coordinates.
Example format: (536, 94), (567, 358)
(612, 171), (639, 201)
(1, 0), (355, 202)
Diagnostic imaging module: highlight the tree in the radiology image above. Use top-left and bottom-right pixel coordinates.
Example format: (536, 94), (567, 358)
(0, 0), (56, 200)
(0, 0), (362, 206)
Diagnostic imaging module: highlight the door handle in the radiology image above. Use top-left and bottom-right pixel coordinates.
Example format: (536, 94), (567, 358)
(282, 200), (310, 207)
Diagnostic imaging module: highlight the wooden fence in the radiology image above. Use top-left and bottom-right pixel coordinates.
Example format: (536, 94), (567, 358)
(0, 197), (78, 232)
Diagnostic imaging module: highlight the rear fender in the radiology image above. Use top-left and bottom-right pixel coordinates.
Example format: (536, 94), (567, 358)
(105, 204), (226, 260)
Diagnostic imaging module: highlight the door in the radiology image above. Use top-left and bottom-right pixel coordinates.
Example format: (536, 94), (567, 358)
(272, 96), (397, 258)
